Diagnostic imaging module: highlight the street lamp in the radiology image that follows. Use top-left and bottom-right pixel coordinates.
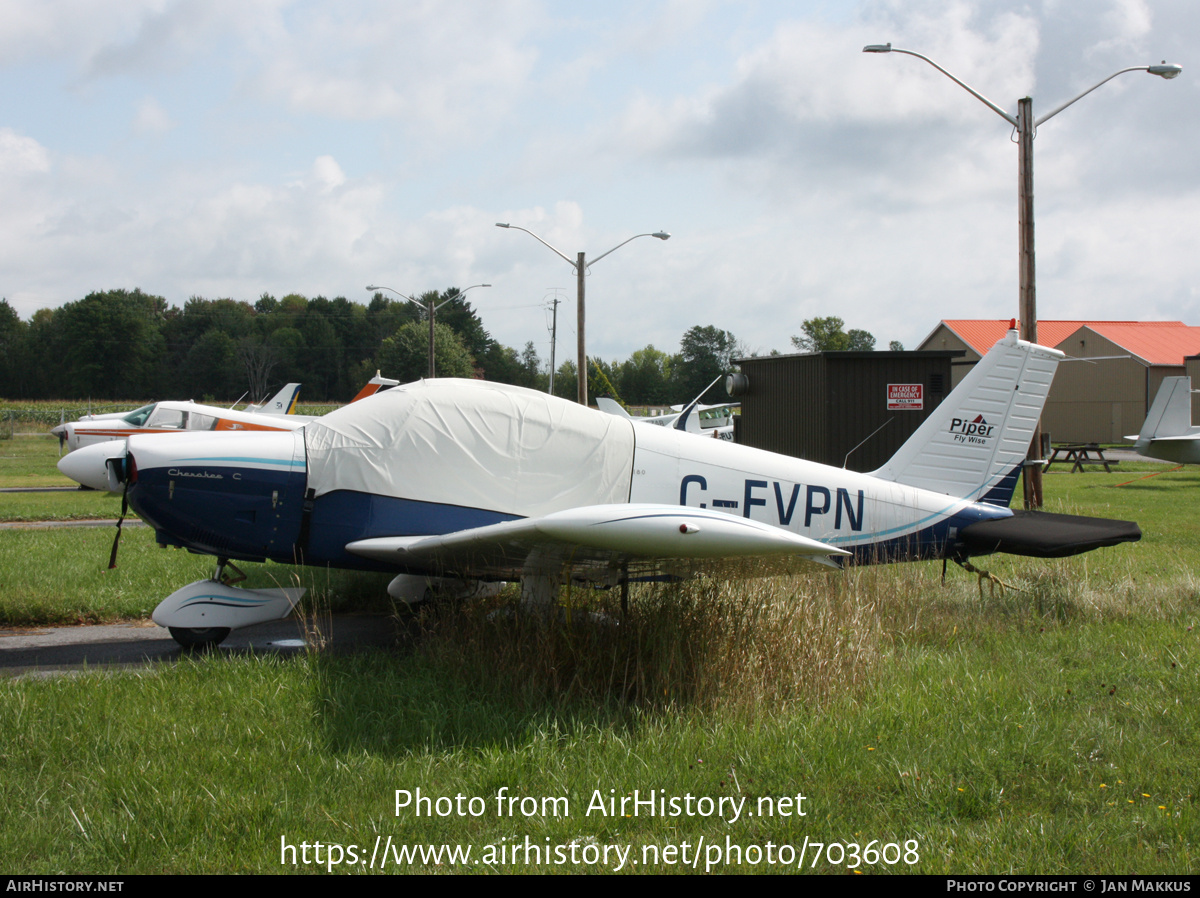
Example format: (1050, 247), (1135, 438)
(864, 43), (1181, 508)
(365, 283), (491, 378)
(496, 222), (670, 405)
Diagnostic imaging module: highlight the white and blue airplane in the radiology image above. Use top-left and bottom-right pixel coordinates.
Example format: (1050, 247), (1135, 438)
(103, 328), (1139, 648)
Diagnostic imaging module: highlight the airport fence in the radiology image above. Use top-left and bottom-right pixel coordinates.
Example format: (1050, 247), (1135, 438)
(0, 404), (131, 438)
(0, 401), (345, 438)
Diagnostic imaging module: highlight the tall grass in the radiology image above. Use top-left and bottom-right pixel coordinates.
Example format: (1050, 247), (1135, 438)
(407, 568), (884, 716)
(1, 510), (1197, 872)
(402, 544), (1189, 725)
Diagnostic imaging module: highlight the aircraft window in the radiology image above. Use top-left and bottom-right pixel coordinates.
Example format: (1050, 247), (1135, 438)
(147, 407), (185, 429)
(121, 404), (156, 426)
(188, 413), (218, 431)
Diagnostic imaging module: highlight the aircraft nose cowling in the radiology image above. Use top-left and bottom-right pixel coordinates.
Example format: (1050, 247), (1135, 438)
(52, 423), (80, 452)
(126, 430), (308, 562)
(58, 441), (127, 491)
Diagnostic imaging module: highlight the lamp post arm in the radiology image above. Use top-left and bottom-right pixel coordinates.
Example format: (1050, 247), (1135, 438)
(365, 285), (420, 305)
(1034, 67), (1159, 126)
(431, 283), (492, 313)
(865, 45), (1017, 126)
(587, 232), (669, 268)
(494, 223), (576, 268)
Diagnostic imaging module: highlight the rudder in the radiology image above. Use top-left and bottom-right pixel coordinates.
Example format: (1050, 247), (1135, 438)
(872, 328), (1062, 505)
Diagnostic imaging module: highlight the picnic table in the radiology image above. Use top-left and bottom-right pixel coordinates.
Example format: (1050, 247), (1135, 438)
(1042, 443), (1120, 474)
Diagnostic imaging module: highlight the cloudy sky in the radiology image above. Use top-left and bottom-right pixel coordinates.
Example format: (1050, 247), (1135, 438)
(2, 0), (1196, 362)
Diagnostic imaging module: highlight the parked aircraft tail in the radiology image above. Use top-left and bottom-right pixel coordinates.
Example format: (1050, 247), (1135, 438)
(246, 383), (301, 415)
(1133, 376), (1192, 448)
(350, 373), (401, 403)
(872, 327), (1062, 506)
(595, 397), (632, 419)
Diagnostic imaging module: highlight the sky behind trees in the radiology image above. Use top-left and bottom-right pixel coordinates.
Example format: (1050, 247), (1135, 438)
(1, 1), (1196, 364)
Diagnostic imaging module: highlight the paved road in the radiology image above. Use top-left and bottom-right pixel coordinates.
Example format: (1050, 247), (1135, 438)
(0, 519), (145, 529)
(0, 613), (406, 678)
(0, 486), (83, 493)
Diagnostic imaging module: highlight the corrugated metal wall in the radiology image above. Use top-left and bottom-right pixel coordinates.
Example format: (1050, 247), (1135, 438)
(734, 351), (959, 471)
(917, 324), (982, 388)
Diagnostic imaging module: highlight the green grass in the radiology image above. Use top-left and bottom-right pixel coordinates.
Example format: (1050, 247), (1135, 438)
(0, 489), (126, 522)
(0, 434), (76, 488)
(0, 527), (213, 624)
(0, 452), (1197, 873)
(0, 526), (394, 626)
(0, 610), (1193, 873)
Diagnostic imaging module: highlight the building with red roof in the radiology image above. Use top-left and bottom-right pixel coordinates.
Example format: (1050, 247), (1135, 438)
(918, 320), (1200, 443)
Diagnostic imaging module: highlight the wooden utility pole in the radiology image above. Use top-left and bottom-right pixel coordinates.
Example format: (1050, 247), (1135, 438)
(427, 294), (436, 379)
(577, 252), (587, 406)
(1017, 97), (1044, 509)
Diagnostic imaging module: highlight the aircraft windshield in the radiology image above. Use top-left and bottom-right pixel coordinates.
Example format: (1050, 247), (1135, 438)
(121, 404), (156, 426)
(146, 406), (186, 429)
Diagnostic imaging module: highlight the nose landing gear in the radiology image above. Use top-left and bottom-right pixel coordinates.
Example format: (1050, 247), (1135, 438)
(153, 556), (307, 649)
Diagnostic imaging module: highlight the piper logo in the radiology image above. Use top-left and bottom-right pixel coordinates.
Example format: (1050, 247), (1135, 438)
(950, 414), (995, 444)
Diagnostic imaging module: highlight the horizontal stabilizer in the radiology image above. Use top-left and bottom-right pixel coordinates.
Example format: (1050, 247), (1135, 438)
(959, 511), (1141, 559)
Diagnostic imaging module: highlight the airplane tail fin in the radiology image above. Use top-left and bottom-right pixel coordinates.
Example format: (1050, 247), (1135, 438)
(1134, 377), (1191, 447)
(595, 397), (633, 419)
(351, 373), (401, 403)
(872, 328), (1062, 506)
(249, 383), (302, 415)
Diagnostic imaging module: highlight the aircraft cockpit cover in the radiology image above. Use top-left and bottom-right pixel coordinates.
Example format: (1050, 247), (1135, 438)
(304, 379), (637, 518)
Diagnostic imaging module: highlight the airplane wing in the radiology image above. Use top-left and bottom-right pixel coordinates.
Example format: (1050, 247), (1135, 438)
(345, 503), (849, 583)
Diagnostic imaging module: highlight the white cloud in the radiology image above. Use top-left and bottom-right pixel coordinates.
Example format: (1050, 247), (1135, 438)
(613, 2), (1041, 161)
(133, 97), (175, 135)
(307, 155), (346, 192)
(250, 0), (541, 133)
(0, 0), (1196, 364)
(1085, 0), (1153, 60)
(0, 128), (51, 175)
(0, 0), (162, 67)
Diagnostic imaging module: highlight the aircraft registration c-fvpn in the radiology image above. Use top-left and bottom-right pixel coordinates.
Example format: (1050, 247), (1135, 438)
(103, 329), (1139, 648)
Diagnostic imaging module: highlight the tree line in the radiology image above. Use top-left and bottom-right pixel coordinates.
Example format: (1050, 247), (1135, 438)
(0, 288), (764, 406)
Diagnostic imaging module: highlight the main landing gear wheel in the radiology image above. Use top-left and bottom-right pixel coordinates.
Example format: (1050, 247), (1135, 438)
(168, 626), (231, 649)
